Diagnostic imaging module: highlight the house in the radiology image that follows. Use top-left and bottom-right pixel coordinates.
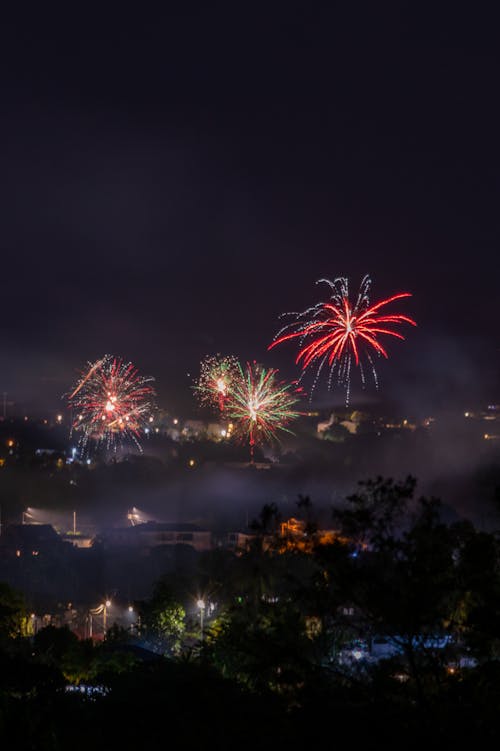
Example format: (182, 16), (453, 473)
(0, 523), (70, 558)
(98, 521), (212, 553)
(225, 530), (254, 552)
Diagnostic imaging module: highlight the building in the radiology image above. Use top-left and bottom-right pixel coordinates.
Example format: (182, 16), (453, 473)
(61, 533), (93, 548)
(274, 517), (344, 552)
(97, 521), (212, 553)
(0, 523), (70, 558)
(181, 420), (205, 439)
(225, 530), (255, 552)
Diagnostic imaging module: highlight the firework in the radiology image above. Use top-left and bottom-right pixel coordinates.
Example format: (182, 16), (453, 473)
(66, 355), (157, 454)
(195, 354), (240, 412)
(268, 275), (416, 403)
(225, 361), (301, 461)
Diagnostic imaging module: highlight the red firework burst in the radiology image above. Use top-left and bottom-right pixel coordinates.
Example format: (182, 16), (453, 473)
(268, 275), (416, 402)
(67, 354), (156, 454)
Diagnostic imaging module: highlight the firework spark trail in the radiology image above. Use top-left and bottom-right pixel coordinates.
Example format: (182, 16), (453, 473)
(268, 275), (416, 404)
(68, 357), (105, 400)
(194, 355), (240, 413)
(224, 361), (301, 462)
(66, 355), (156, 455)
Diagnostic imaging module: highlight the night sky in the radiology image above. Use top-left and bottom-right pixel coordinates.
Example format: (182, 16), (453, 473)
(0, 6), (498, 416)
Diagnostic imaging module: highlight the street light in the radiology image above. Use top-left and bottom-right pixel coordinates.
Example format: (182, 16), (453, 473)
(127, 507), (140, 526)
(89, 599), (111, 640)
(104, 600), (111, 635)
(127, 604), (141, 635)
(197, 599), (205, 640)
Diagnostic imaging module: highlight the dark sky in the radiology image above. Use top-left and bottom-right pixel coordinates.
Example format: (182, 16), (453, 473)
(0, 5), (498, 416)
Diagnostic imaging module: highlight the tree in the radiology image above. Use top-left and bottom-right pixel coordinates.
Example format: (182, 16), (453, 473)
(141, 579), (186, 654)
(327, 476), (486, 717)
(0, 581), (26, 644)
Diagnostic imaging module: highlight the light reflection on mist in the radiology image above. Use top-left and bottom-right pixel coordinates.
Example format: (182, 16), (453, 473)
(4, 401), (500, 536)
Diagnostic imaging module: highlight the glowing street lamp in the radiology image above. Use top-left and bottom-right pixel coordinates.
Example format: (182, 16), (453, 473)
(127, 507), (140, 526)
(89, 599), (111, 639)
(127, 604), (141, 634)
(104, 600), (111, 635)
(197, 599), (205, 640)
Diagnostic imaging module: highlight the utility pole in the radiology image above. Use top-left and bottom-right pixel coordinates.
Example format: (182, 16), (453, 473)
(73, 510), (76, 535)
(2, 392), (6, 419)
